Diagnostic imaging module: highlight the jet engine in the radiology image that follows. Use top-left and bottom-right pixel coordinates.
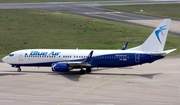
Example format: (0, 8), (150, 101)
(51, 63), (72, 72)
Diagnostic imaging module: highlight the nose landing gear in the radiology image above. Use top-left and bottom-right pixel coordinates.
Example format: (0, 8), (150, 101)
(17, 68), (21, 72)
(12, 65), (21, 72)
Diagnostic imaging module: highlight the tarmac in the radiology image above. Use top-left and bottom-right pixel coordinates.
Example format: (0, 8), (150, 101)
(0, 1), (180, 105)
(0, 56), (180, 105)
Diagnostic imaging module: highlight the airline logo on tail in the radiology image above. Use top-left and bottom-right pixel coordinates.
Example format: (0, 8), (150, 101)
(155, 25), (167, 44)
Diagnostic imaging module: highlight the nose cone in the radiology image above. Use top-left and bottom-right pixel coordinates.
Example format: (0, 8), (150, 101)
(2, 56), (8, 63)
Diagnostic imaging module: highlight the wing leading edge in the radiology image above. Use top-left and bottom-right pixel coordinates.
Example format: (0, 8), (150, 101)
(61, 51), (94, 67)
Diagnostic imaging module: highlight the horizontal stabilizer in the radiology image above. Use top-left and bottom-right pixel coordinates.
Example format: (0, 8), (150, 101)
(164, 49), (177, 54)
(151, 49), (176, 56)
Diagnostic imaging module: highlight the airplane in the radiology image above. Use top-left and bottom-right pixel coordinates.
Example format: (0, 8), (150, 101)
(2, 19), (176, 74)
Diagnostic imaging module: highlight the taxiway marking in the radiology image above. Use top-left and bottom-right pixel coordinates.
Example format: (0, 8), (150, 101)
(57, 75), (120, 105)
(96, 76), (100, 78)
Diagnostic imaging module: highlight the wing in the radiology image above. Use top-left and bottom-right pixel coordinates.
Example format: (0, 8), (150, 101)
(60, 51), (93, 67)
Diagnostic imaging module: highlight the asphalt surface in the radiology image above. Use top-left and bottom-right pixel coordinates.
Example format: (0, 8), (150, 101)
(0, 1), (180, 105)
(0, 0), (180, 35)
(0, 1), (180, 9)
(0, 56), (180, 105)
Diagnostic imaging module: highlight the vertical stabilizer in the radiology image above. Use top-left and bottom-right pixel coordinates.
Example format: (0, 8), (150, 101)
(129, 19), (171, 52)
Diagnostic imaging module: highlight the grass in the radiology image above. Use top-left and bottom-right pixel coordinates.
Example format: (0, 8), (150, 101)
(102, 4), (180, 20)
(0, 9), (179, 59)
(0, 0), (125, 3)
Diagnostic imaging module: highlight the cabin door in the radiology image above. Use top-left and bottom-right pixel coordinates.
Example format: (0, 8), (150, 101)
(135, 53), (140, 63)
(19, 54), (23, 61)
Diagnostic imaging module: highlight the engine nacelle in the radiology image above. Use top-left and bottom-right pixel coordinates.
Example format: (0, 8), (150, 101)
(52, 63), (71, 72)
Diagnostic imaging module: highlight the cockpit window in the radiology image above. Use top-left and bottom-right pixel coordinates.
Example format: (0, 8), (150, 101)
(9, 54), (14, 57)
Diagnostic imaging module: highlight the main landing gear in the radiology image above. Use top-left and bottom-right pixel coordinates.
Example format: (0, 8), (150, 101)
(86, 67), (92, 73)
(17, 67), (21, 72)
(79, 67), (92, 74)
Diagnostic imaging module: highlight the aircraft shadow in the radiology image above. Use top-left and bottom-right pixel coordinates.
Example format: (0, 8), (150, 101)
(49, 71), (81, 82)
(1, 69), (161, 80)
(0, 73), (25, 76)
(89, 72), (162, 79)
(3, 70), (52, 74)
(90, 68), (160, 79)
(3, 70), (81, 81)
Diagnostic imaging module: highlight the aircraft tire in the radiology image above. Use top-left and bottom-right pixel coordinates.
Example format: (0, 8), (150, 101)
(86, 67), (91, 73)
(79, 69), (85, 74)
(17, 68), (21, 72)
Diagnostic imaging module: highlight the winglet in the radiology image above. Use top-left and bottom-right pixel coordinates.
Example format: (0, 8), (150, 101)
(83, 51), (93, 63)
(121, 42), (128, 50)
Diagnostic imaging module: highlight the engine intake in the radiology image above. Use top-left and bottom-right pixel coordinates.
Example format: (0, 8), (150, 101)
(52, 63), (71, 72)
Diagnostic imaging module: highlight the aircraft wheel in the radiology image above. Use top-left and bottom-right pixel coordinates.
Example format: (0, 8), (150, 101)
(86, 67), (92, 73)
(79, 69), (85, 74)
(17, 68), (21, 72)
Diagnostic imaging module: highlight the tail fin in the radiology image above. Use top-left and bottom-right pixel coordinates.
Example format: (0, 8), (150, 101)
(129, 19), (171, 52)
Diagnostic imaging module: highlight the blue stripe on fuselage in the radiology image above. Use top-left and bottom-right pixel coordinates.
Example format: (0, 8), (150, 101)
(11, 53), (164, 68)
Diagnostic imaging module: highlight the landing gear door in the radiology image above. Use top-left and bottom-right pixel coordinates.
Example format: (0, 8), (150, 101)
(135, 53), (140, 63)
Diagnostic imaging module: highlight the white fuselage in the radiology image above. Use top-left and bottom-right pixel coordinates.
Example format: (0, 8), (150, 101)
(3, 49), (143, 64)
